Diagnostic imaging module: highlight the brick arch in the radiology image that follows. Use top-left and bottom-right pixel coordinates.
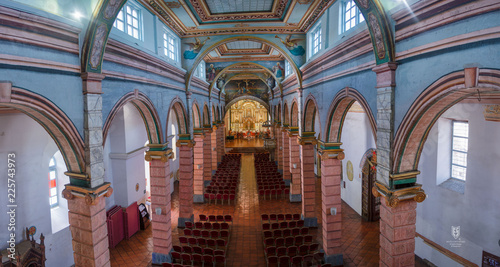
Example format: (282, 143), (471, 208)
(277, 102), (281, 122)
(393, 68), (500, 174)
(167, 97), (189, 135)
(290, 98), (299, 127)
(103, 90), (163, 146)
(203, 103), (210, 126)
(192, 100), (202, 128)
(212, 104), (216, 123)
(303, 94), (320, 135)
(1, 87), (85, 174)
(283, 101), (290, 125)
(325, 87), (376, 143)
(354, 0), (395, 64)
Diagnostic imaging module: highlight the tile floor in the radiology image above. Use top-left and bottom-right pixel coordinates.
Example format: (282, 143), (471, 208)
(109, 153), (387, 266)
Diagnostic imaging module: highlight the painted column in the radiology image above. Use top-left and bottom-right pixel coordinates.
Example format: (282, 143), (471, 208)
(281, 125), (291, 186)
(216, 122), (222, 164)
(62, 72), (113, 267)
(318, 143), (344, 266)
(298, 133), (317, 227)
(276, 125), (283, 172)
(372, 63), (426, 266)
(218, 122), (225, 161)
(145, 145), (174, 264)
(192, 129), (205, 203)
(288, 127), (301, 202)
(203, 127), (213, 186)
(177, 135), (195, 227)
(211, 125), (218, 173)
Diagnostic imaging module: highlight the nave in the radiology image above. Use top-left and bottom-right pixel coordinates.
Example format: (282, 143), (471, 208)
(110, 153), (382, 267)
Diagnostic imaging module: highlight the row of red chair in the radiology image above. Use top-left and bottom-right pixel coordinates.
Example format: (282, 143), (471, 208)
(262, 213), (301, 222)
(183, 229), (230, 240)
(259, 188), (290, 200)
(206, 155), (241, 205)
(265, 244), (320, 258)
(185, 221), (231, 230)
(263, 233), (314, 245)
(204, 193), (236, 205)
(171, 252), (226, 267)
(262, 221), (306, 230)
(205, 189), (236, 195)
(173, 245), (225, 256)
(266, 253), (328, 267)
(179, 237), (227, 249)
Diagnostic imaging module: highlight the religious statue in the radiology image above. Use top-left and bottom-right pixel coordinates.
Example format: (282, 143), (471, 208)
(273, 62), (284, 82)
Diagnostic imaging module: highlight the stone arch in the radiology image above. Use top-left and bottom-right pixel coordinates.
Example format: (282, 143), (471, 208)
(166, 97), (189, 135)
(303, 94), (320, 135)
(103, 90), (163, 146)
(221, 73), (270, 93)
(225, 96), (270, 113)
(325, 87), (376, 143)
(0, 86), (85, 174)
(203, 103), (210, 126)
(277, 102), (282, 123)
(212, 62), (282, 97)
(186, 36), (303, 94)
(212, 104), (216, 123)
(353, 0), (395, 64)
(192, 100), (202, 128)
(290, 98), (299, 127)
(283, 101), (290, 125)
(393, 68), (500, 174)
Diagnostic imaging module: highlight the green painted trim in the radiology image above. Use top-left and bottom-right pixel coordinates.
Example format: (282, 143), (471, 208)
(70, 178), (90, 187)
(391, 178), (416, 186)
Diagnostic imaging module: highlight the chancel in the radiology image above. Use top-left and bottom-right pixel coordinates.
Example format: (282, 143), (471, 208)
(0, 0), (499, 266)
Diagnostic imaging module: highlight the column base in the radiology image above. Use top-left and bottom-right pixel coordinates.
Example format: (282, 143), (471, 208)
(289, 194), (302, 203)
(283, 179), (291, 186)
(204, 180), (211, 187)
(152, 251), (172, 264)
(193, 194), (205, 203)
(178, 214), (194, 228)
(302, 216), (318, 227)
(324, 253), (343, 266)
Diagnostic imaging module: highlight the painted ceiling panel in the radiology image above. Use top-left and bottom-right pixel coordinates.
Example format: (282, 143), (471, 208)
(205, 0), (275, 14)
(226, 41), (263, 50)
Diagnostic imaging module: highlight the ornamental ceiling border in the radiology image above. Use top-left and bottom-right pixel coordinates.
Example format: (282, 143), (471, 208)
(186, 0), (291, 24)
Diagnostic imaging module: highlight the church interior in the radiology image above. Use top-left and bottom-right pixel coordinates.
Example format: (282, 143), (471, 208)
(0, 0), (499, 266)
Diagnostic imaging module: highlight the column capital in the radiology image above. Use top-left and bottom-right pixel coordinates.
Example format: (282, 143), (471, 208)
(317, 141), (344, 160)
(193, 128), (205, 137)
(287, 126), (299, 137)
(373, 178), (426, 208)
(203, 126), (213, 133)
(176, 134), (196, 147)
(298, 132), (316, 145)
(145, 145), (174, 162)
(81, 72), (105, 94)
(372, 62), (398, 88)
(281, 124), (289, 132)
(62, 182), (113, 205)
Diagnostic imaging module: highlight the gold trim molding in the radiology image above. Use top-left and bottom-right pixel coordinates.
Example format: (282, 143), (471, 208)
(176, 139), (196, 147)
(297, 135), (317, 145)
(62, 182), (113, 205)
(145, 148), (174, 162)
(373, 181), (426, 208)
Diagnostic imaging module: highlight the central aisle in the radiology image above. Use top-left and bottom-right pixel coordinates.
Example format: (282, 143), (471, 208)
(226, 153), (267, 266)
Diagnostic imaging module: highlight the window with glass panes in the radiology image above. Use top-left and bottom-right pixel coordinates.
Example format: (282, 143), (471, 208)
(451, 121), (469, 180)
(312, 25), (321, 55)
(285, 60), (292, 77)
(163, 29), (178, 62)
(113, 4), (141, 40)
(197, 61), (205, 79)
(48, 157), (58, 208)
(343, 0), (364, 32)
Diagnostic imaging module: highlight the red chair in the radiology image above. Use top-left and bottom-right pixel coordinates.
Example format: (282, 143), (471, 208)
(180, 253), (192, 265)
(179, 236), (188, 244)
(273, 229), (282, 238)
(265, 246), (276, 257)
(300, 227), (309, 235)
(263, 230), (273, 238)
(216, 194), (222, 204)
(173, 245), (183, 252)
(203, 255), (214, 266)
(277, 246), (287, 257)
(203, 222), (212, 230)
(314, 252), (325, 264)
(270, 189), (277, 199)
(264, 238), (274, 247)
(210, 230), (219, 239)
(193, 246), (203, 254)
(229, 194), (235, 204)
(309, 243), (319, 252)
(291, 255), (302, 266)
(217, 215), (224, 222)
(223, 194), (229, 204)
(304, 235), (313, 244)
(271, 223), (280, 230)
(193, 229), (201, 237)
(183, 229), (192, 236)
(192, 253), (203, 265)
(267, 256), (278, 267)
(204, 193), (210, 203)
(221, 222), (229, 230)
(172, 264), (182, 267)
(202, 230), (210, 238)
(293, 214), (301, 220)
(262, 223), (270, 230)
(214, 255), (226, 267)
(275, 237), (285, 247)
(209, 215), (217, 222)
(279, 256), (290, 266)
(283, 229), (291, 237)
(204, 247), (214, 255)
(303, 254), (314, 264)
(297, 220), (305, 228)
(292, 228), (300, 236)
(171, 251), (181, 263)
(265, 189), (271, 200)
(213, 222), (221, 230)
(285, 214), (293, 221)
(197, 237), (206, 247)
(209, 194), (216, 204)
(214, 249), (225, 256)
(285, 236), (294, 247)
(188, 237), (197, 246)
(207, 238), (216, 248)
(288, 221), (297, 228)
(299, 244), (309, 256)
(162, 263), (172, 267)
(259, 189), (265, 199)
(294, 236), (304, 246)
(182, 246), (192, 254)
(270, 214), (277, 221)
(287, 246), (298, 257)
(185, 221), (193, 229)
(220, 230), (229, 240)
(216, 239), (226, 249)
(195, 222), (203, 229)
(224, 215), (232, 224)
(280, 221), (288, 229)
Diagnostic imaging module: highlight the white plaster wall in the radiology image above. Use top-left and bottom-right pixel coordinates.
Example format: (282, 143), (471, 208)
(0, 113), (74, 266)
(340, 110), (376, 216)
(168, 111), (179, 194)
(416, 103), (500, 265)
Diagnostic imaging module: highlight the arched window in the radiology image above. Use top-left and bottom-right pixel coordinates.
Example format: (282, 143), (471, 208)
(171, 124), (177, 161)
(48, 156), (58, 208)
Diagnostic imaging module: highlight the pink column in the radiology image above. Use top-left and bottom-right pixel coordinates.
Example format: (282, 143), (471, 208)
(288, 130), (301, 202)
(216, 124), (222, 164)
(276, 126), (283, 171)
(211, 126), (217, 172)
(319, 147), (344, 265)
(203, 128), (213, 187)
(282, 127), (291, 186)
(193, 131), (205, 203)
(299, 136), (316, 227)
(379, 200), (417, 267)
(63, 184), (113, 267)
(145, 148), (173, 264)
(177, 137), (194, 227)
